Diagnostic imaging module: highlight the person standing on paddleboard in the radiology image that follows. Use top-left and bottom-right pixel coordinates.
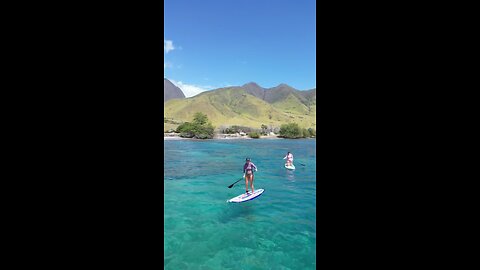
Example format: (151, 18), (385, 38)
(283, 152), (294, 167)
(243, 158), (257, 195)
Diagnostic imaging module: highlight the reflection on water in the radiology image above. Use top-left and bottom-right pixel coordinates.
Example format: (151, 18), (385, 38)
(286, 169), (295, 181)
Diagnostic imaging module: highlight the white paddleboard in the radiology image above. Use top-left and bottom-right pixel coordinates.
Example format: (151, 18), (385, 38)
(227, 189), (264, 203)
(285, 164), (296, 170)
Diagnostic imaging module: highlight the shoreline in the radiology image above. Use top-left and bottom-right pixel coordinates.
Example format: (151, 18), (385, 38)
(164, 133), (282, 140)
(164, 133), (315, 140)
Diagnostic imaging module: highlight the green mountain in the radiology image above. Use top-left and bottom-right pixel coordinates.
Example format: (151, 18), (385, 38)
(164, 83), (316, 132)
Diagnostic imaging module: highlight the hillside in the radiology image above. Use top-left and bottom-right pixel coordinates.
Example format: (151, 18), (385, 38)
(164, 83), (316, 132)
(164, 78), (185, 102)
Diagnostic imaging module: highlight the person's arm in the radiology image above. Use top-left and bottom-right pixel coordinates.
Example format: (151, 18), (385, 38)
(252, 163), (258, 171)
(283, 155), (287, 159)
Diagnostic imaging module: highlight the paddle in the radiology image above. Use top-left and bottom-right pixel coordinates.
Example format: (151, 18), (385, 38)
(284, 154), (305, 166)
(228, 169), (258, 188)
(227, 178), (244, 188)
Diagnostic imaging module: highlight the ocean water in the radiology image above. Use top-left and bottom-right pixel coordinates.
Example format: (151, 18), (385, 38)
(164, 139), (316, 270)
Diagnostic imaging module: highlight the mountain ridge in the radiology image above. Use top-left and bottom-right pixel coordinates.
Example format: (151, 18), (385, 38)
(164, 78), (185, 102)
(164, 82), (316, 131)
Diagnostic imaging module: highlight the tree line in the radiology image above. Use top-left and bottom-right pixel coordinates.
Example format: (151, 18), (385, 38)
(172, 112), (316, 139)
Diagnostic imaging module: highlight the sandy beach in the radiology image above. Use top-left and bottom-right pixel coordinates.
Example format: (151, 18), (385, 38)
(163, 136), (187, 140)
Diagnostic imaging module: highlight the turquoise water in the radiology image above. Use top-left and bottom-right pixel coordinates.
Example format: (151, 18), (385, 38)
(164, 139), (316, 270)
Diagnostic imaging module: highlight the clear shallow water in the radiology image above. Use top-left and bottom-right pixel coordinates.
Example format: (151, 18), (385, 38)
(164, 139), (316, 270)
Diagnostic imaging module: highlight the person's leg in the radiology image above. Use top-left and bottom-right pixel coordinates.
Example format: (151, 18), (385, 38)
(250, 174), (254, 193)
(245, 174), (249, 193)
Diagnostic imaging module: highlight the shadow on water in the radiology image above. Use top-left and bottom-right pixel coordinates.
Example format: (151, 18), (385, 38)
(218, 202), (257, 224)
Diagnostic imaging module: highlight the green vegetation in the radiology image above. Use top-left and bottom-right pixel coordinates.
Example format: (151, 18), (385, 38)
(279, 123), (303, 138)
(176, 112), (215, 139)
(248, 132), (260, 139)
(302, 128), (310, 138)
(260, 124), (269, 135)
(279, 123), (316, 139)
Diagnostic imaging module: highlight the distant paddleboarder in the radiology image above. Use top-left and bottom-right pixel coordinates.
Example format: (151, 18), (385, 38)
(243, 158), (258, 195)
(283, 151), (294, 167)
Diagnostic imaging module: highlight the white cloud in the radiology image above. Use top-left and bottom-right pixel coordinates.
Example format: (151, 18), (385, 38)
(169, 80), (214, 98)
(164, 40), (175, 53)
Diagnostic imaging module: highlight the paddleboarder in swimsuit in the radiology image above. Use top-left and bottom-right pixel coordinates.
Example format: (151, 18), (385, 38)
(243, 158), (257, 194)
(283, 152), (294, 167)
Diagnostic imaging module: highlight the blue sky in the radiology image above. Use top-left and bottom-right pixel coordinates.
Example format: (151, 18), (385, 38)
(164, 0), (316, 97)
